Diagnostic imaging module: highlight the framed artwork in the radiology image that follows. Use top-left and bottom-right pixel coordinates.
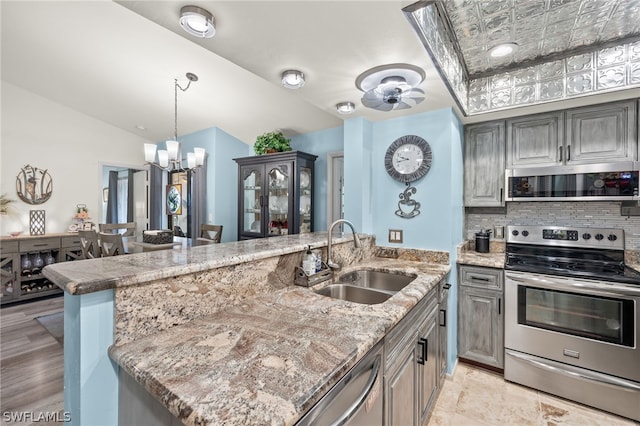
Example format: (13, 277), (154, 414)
(166, 184), (182, 215)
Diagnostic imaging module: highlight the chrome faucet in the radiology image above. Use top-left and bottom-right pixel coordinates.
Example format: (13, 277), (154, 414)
(327, 219), (362, 271)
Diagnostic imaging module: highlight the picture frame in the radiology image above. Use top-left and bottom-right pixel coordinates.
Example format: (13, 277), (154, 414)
(166, 184), (182, 215)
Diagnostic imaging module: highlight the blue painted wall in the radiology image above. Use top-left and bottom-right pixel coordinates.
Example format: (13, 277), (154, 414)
(180, 128), (250, 242)
(291, 126), (344, 231)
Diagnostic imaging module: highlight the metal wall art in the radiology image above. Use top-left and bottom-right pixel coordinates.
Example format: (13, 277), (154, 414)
(16, 165), (53, 205)
(395, 185), (421, 218)
(29, 210), (46, 236)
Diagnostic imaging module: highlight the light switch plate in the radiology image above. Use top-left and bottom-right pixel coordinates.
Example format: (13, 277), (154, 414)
(389, 229), (403, 243)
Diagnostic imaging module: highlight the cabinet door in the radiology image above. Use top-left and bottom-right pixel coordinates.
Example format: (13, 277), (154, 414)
(0, 252), (19, 304)
(438, 287), (449, 384)
(458, 285), (504, 368)
(506, 112), (563, 167)
(386, 345), (417, 426)
(265, 161), (293, 236)
(464, 121), (505, 207)
(566, 101), (637, 164)
(239, 164), (265, 239)
(418, 305), (439, 426)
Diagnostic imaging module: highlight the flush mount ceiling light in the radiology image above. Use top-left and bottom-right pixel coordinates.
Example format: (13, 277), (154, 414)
(179, 5), (216, 38)
(355, 63), (426, 112)
(489, 42), (519, 58)
(281, 70), (305, 89)
(336, 102), (355, 114)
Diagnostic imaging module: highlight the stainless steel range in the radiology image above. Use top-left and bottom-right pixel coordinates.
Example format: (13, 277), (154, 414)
(503, 225), (640, 421)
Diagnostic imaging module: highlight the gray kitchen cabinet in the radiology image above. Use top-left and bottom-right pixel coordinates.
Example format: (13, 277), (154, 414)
(464, 121), (506, 207)
(384, 284), (439, 426)
(437, 282), (450, 385)
(565, 100), (637, 164)
(0, 241), (19, 303)
(506, 112), (564, 168)
(458, 265), (504, 369)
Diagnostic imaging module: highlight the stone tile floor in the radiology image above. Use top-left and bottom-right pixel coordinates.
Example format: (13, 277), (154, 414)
(429, 363), (639, 426)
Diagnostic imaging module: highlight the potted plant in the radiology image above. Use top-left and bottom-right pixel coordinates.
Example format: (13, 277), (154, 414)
(0, 194), (15, 215)
(253, 131), (292, 155)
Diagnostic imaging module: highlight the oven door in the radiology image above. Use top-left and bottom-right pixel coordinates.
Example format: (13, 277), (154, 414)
(505, 271), (640, 382)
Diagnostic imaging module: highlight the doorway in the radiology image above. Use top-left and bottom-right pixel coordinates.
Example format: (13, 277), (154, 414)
(327, 152), (344, 227)
(100, 164), (148, 240)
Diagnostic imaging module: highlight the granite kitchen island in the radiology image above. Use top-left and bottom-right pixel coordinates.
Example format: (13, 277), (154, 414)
(43, 232), (450, 425)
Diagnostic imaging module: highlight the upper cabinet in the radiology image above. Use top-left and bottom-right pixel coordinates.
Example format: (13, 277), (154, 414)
(464, 121), (506, 207)
(506, 100), (637, 168)
(565, 101), (637, 164)
(234, 151), (317, 240)
(506, 112), (564, 168)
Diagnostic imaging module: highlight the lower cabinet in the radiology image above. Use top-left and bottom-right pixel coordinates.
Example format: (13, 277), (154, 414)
(458, 265), (504, 369)
(385, 282), (443, 426)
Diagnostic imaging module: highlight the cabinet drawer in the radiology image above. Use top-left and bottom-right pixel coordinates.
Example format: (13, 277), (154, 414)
(459, 265), (502, 290)
(19, 238), (61, 252)
(0, 240), (19, 254)
(61, 235), (82, 248)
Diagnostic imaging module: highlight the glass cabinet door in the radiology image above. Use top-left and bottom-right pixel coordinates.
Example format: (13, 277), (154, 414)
(0, 253), (18, 302)
(267, 164), (290, 236)
(299, 166), (312, 233)
(242, 166), (263, 235)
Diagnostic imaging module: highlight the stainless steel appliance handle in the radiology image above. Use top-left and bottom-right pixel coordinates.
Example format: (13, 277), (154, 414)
(328, 354), (381, 426)
(506, 271), (640, 297)
(506, 350), (640, 392)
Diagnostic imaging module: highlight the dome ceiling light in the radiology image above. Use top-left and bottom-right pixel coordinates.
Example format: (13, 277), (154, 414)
(179, 5), (216, 38)
(336, 102), (355, 114)
(281, 70), (305, 89)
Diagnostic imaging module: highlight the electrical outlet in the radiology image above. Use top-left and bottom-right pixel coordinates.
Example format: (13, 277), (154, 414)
(494, 226), (504, 239)
(389, 229), (403, 243)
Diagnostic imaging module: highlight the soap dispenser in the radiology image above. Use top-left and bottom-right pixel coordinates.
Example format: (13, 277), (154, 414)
(303, 245), (315, 275)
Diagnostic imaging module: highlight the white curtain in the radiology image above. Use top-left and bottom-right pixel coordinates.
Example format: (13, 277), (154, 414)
(117, 177), (128, 223)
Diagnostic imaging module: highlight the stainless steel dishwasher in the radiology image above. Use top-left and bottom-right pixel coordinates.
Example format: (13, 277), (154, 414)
(296, 340), (384, 426)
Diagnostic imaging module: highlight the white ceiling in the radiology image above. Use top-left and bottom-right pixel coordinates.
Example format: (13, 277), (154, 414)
(2, 1), (639, 147)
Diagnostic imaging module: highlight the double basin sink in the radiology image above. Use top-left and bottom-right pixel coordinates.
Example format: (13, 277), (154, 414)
(314, 269), (416, 305)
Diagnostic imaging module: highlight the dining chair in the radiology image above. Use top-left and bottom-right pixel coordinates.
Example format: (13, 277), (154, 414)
(200, 224), (223, 243)
(98, 232), (125, 256)
(99, 222), (136, 237)
(78, 230), (101, 259)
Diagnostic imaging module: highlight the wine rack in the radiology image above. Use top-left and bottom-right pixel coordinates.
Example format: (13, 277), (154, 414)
(1, 234), (82, 305)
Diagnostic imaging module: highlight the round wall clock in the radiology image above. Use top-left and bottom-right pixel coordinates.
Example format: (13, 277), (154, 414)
(384, 135), (433, 183)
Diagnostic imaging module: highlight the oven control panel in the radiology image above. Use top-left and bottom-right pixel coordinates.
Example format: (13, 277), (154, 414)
(507, 225), (625, 249)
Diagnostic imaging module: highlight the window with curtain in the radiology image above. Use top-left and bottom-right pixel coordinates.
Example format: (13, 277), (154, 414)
(117, 175), (129, 223)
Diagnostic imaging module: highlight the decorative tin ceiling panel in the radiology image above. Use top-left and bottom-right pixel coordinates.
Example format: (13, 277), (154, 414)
(444, 0), (640, 77)
(403, 0), (640, 116)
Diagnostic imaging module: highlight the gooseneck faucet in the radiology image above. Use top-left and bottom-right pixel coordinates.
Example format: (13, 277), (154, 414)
(327, 219), (362, 271)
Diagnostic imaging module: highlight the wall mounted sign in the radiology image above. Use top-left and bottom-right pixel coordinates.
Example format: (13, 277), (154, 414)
(16, 165), (53, 205)
(385, 135), (432, 218)
(166, 184), (182, 215)
(29, 210), (46, 235)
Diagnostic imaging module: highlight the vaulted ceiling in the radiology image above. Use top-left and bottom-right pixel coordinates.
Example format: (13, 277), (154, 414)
(2, 1), (639, 147)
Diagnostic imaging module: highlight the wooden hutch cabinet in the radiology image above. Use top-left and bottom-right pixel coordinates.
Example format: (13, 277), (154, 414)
(234, 151), (317, 240)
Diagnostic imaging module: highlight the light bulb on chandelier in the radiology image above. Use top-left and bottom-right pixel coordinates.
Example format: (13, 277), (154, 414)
(144, 72), (205, 172)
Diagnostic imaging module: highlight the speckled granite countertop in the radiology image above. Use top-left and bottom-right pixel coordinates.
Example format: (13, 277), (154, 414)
(456, 240), (505, 269)
(43, 233), (365, 295)
(108, 257), (450, 426)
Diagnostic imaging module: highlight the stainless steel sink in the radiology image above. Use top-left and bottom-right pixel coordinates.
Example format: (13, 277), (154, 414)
(336, 269), (416, 292)
(315, 284), (392, 305)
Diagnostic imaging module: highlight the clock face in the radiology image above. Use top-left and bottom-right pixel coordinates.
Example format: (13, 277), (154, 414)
(385, 135), (432, 183)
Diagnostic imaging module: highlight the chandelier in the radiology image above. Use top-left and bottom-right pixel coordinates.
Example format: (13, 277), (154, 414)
(144, 72), (205, 172)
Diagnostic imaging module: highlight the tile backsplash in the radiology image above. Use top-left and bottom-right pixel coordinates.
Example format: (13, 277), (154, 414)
(466, 201), (640, 250)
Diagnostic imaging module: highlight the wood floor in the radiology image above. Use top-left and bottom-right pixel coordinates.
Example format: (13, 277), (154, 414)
(1, 295), (64, 425)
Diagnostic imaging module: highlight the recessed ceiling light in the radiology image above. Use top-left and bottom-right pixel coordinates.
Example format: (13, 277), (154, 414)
(489, 42), (518, 58)
(179, 5), (215, 38)
(281, 70), (305, 89)
(336, 102), (355, 114)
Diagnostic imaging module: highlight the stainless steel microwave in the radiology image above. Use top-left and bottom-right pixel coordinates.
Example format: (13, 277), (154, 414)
(505, 162), (639, 202)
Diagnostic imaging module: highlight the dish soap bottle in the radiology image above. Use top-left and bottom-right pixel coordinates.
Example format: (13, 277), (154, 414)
(303, 245), (315, 276)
